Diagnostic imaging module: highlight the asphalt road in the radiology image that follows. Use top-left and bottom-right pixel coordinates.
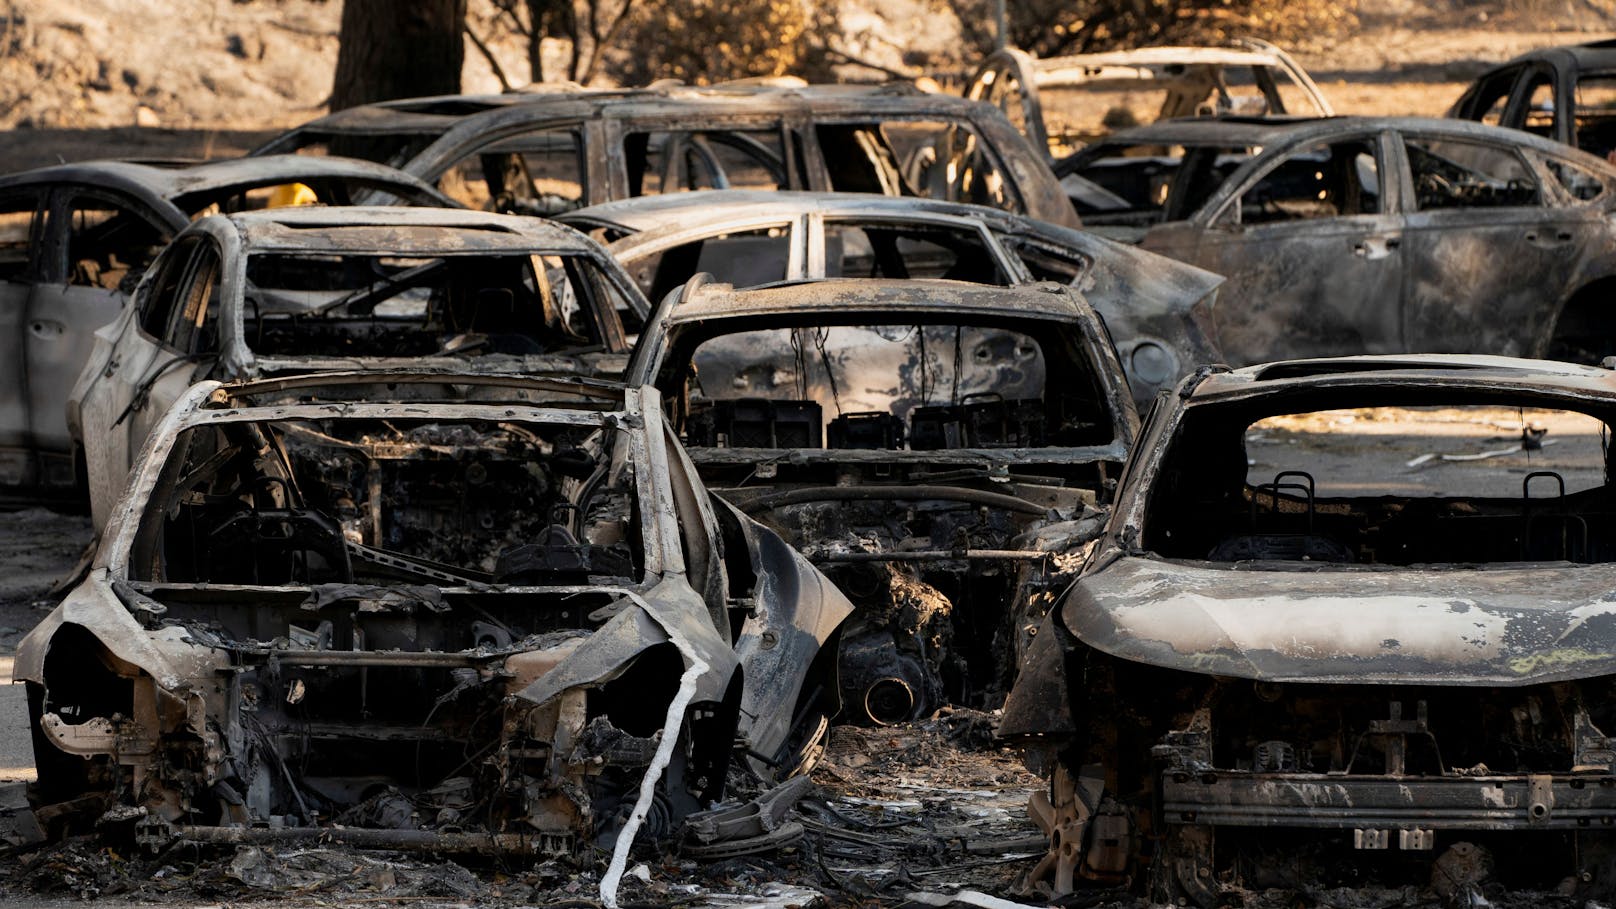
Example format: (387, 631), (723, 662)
(0, 508), (94, 784)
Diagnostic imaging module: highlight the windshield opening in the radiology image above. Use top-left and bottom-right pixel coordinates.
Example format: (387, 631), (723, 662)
(240, 251), (614, 358)
(677, 322), (1112, 451)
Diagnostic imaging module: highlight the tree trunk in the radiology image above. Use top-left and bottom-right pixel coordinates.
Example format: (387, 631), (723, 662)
(525, 0), (576, 83)
(331, 0), (467, 111)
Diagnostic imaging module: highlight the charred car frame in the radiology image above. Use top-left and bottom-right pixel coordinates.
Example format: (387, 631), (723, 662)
(67, 206), (644, 530)
(1003, 355), (1616, 905)
(16, 372), (849, 866)
(628, 276), (1138, 725)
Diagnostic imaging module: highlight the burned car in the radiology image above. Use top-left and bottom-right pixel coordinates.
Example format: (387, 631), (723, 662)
(15, 372), (849, 875)
(966, 39), (1332, 161)
(1003, 355), (1616, 904)
(254, 83), (1079, 228)
(627, 276), (1137, 724)
(560, 190), (1224, 405)
(1057, 116), (1616, 368)
(0, 156), (453, 505)
(1450, 39), (1616, 160)
(68, 206), (641, 531)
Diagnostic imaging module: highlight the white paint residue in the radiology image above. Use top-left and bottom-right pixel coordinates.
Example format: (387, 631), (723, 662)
(1112, 592), (1512, 662)
(599, 634), (710, 909)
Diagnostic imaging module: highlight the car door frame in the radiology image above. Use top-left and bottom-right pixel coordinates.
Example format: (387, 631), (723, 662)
(964, 48), (1050, 160)
(1450, 63), (1527, 124)
(1181, 126), (1407, 363)
(80, 226), (234, 529)
(1501, 61), (1567, 145)
(0, 186), (47, 489)
(1393, 126), (1572, 356)
(30, 184), (179, 460)
(409, 115), (605, 209)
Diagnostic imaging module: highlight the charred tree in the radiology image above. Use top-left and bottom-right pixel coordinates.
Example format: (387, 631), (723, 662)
(331, 0), (468, 111)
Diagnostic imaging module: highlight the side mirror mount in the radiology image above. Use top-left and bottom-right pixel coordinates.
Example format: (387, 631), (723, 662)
(1210, 198), (1243, 232)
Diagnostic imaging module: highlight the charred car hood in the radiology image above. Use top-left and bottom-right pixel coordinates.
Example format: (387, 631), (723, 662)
(1063, 555), (1616, 685)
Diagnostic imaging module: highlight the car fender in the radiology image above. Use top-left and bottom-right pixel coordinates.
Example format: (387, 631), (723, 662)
(15, 571), (231, 690)
(997, 607), (1078, 740)
(722, 499), (854, 768)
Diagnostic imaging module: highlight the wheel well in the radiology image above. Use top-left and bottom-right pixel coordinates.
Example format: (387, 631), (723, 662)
(1547, 277), (1616, 364)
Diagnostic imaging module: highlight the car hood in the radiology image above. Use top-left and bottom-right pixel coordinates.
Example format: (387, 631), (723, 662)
(1062, 555), (1616, 685)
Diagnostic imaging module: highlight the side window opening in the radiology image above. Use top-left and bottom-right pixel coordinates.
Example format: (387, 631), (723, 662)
(623, 129), (787, 197)
(438, 127), (585, 215)
(0, 192), (40, 282)
(164, 245), (223, 355)
(1405, 137), (1540, 210)
(822, 221), (1009, 284)
(624, 226), (792, 305)
(1547, 157), (1609, 201)
(1236, 139), (1380, 225)
(65, 197), (168, 292)
(1574, 74), (1616, 159)
(816, 121), (1017, 213)
(138, 237), (203, 340)
(1522, 74), (1557, 137)
(1464, 69), (1517, 125)
(1004, 237), (1092, 287)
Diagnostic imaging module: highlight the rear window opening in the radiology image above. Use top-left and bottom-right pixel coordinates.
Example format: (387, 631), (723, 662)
(678, 323), (1112, 451)
(1143, 402), (1616, 566)
(239, 251), (616, 358)
(1060, 141), (1258, 225)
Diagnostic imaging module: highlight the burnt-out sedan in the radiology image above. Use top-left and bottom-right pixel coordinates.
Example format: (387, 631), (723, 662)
(1057, 117), (1616, 368)
(1002, 355), (1616, 904)
(15, 372), (849, 885)
(67, 206), (642, 531)
(0, 157), (453, 505)
(628, 277), (1137, 725)
(560, 190), (1224, 405)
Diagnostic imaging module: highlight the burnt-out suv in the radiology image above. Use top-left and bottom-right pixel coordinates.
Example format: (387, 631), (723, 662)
(1002, 355), (1616, 905)
(254, 84), (1079, 228)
